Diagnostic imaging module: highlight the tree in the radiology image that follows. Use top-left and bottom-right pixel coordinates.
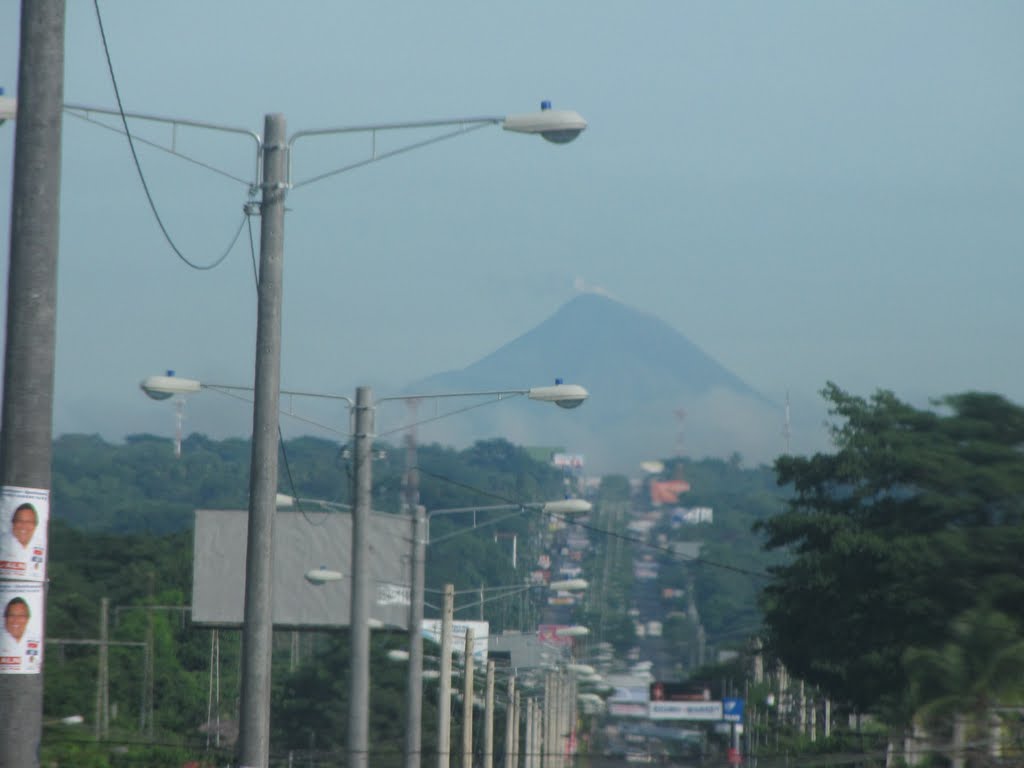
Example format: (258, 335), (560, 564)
(756, 383), (1024, 717)
(903, 606), (1024, 766)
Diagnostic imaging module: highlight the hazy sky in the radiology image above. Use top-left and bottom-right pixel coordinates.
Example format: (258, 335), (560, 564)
(1, 2), (1022, 449)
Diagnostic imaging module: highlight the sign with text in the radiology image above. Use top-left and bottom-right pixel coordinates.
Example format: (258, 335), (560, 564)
(422, 619), (489, 662)
(648, 700), (724, 721)
(723, 698), (745, 722)
(0, 581), (43, 674)
(0, 486), (49, 581)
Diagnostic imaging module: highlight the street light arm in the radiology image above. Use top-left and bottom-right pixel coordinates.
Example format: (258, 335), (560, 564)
(141, 374), (355, 407)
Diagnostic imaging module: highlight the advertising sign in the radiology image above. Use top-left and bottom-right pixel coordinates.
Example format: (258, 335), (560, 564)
(648, 700), (724, 721)
(552, 453), (585, 469)
(422, 619), (489, 662)
(650, 681), (711, 702)
(0, 486), (49, 581)
(609, 702), (647, 718)
(723, 697), (745, 723)
(0, 582), (43, 674)
(537, 624), (574, 647)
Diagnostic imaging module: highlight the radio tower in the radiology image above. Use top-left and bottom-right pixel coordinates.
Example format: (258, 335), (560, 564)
(673, 407), (687, 480)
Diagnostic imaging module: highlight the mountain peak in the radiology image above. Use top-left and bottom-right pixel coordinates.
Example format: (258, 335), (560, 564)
(408, 294), (778, 470)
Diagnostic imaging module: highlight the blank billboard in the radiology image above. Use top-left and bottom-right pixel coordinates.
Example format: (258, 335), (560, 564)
(192, 508), (413, 629)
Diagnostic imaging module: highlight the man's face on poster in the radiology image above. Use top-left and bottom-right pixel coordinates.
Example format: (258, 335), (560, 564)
(12, 507), (36, 547)
(4, 601), (29, 642)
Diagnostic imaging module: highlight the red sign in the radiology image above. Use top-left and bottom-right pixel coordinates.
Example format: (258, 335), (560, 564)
(650, 480), (690, 505)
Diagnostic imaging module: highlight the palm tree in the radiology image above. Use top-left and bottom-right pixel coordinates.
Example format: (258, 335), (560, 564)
(904, 607), (1024, 767)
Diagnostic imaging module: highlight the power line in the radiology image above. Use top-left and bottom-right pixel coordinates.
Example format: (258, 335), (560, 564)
(412, 467), (774, 580)
(91, 0), (246, 271)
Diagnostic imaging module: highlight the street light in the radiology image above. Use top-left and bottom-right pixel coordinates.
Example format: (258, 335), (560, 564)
(141, 373), (588, 768)
(64, 94), (586, 768)
(0, 88), (15, 125)
(407, 498), (591, 768)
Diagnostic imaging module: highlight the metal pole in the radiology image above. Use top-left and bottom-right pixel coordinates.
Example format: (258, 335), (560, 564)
(404, 504), (427, 768)
(503, 677), (516, 768)
(237, 112), (287, 768)
(437, 584), (455, 768)
(511, 690), (520, 768)
(484, 661), (495, 768)
(94, 597), (109, 739)
(462, 628), (475, 767)
(523, 699), (534, 768)
(349, 386), (374, 768)
(0, 2), (64, 765)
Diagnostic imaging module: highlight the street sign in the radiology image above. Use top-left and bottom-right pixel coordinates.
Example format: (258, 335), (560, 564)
(723, 697), (745, 723)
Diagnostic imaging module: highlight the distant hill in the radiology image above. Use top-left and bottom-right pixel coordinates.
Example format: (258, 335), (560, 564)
(405, 293), (786, 471)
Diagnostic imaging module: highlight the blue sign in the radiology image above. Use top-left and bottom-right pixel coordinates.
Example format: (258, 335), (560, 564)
(723, 697), (745, 723)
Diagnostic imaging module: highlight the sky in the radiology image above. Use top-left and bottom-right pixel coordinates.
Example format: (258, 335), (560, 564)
(1, 2), (1022, 455)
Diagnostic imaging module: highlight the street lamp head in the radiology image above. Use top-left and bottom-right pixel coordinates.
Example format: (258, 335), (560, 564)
(0, 88), (14, 125)
(305, 567), (343, 584)
(549, 578), (588, 592)
(502, 102), (587, 144)
(140, 371), (202, 400)
(555, 625), (590, 638)
(526, 381), (588, 409)
(541, 498), (592, 515)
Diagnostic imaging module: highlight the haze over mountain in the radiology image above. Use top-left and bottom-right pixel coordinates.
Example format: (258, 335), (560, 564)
(405, 293), (793, 472)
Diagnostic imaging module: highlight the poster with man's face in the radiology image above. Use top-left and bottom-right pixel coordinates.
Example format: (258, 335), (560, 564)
(0, 582), (43, 674)
(0, 486), (49, 581)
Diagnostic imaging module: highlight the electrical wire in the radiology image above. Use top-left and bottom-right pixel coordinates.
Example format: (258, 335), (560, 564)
(92, 0), (245, 271)
(413, 466), (775, 581)
(377, 393), (526, 440)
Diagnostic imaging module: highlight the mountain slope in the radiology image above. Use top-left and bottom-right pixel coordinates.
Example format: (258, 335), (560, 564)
(406, 293), (782, 471)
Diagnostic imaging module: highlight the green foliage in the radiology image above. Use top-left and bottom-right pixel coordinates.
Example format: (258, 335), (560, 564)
(758, 383), (1024, 717)
(44, 432), (563, 757)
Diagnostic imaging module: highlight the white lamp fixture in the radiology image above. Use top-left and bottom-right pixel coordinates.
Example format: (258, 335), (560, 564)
(566, 663), (596, 676)
(555, 625), (590, 638)
(305, 567), (343, 584)
(549, 578), (588, 592)
(527, 381), (588, 409)
(0, 89), (15, 124)
(541, 499), (592, 515)
(140, 372), (202, 400)
(503, 101), (587, 144)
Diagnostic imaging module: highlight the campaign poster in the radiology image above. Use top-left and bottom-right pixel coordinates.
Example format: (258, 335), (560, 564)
(0, 486), (49, 581)
(0, 582), (44, 674)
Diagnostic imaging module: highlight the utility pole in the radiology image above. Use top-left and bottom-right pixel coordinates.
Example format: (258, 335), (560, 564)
(404, 504), (427, 768)
(236, 112), (287, 768)
(503, 677), (516, 768)
(437, 584), (455, 768)
(462, 628), (475, 768)
(0, 3), (65, 766)
(483, 660), (495, 768)
(348, 385), (374, 768)
(94, 598), (110, 740)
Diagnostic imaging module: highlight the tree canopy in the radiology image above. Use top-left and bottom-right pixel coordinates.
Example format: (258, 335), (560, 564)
(757, 383), (1024, 716)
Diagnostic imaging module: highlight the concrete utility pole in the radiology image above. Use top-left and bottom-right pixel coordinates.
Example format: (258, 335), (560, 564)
(511, 690), (521, 768)
(503, 677), (516, 768)
(0, 3), (65, 766)
(236, 112), (287, 768)
(348, 386), (374, 768)
(404, 505), (427, 768)
(483, 660), (495, 768)
(437, 584), (455, 768)
(94, 598), (110, 739)
(462, 628), (475, 767)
